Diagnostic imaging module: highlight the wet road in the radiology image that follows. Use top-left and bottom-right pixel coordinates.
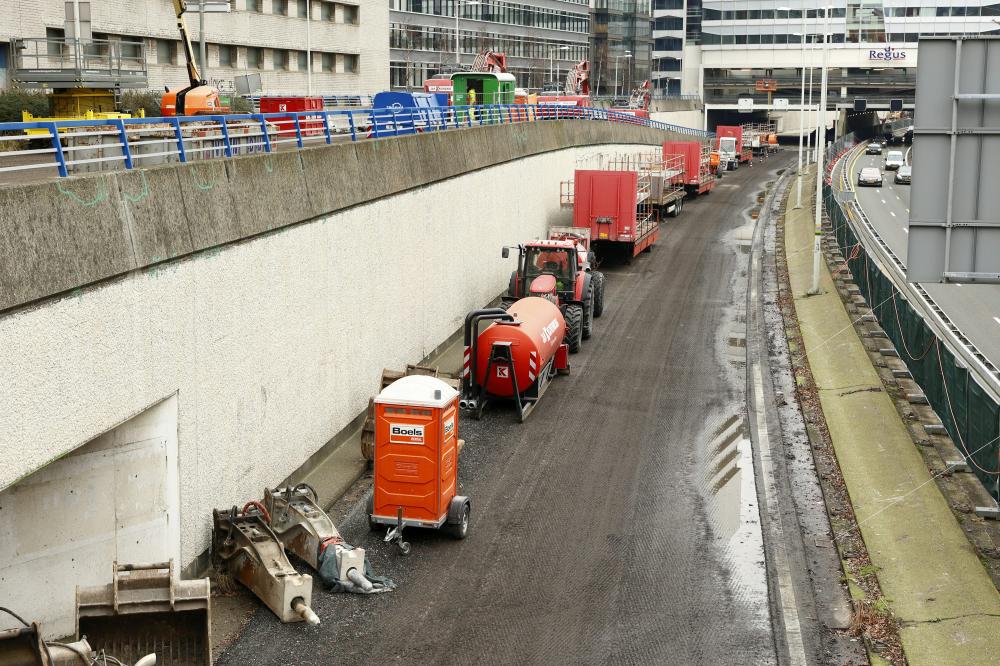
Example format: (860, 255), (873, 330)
(220, 158), (788, 665)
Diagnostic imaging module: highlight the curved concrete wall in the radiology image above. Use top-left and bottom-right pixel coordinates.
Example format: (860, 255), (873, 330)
(0, 121), (683, 314)
(0, 119), (683, 570)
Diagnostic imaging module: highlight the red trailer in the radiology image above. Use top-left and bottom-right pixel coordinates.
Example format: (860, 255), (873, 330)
(571, 169), (658, 257)
(715, 124), (751, 170)
(663, 140), (717, 195)
(260, 96), (325, 138)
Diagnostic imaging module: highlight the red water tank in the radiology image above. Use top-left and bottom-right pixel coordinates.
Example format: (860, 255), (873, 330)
(475, 297), (565, 397)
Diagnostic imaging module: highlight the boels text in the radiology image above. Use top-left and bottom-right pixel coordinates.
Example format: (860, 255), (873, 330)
(390, 423), (425, 444)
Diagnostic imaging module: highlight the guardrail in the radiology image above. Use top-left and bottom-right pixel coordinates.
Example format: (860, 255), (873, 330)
(0, 103), (712, 180)
(824, 141), (1000, 496)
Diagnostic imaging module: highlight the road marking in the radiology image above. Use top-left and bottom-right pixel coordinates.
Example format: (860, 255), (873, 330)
(881, 199), (887, 204)
(890, 211), (896, 217)
(896, 195), (901, 201)
(903, 228), (909, 234)
(906, 208), (910, 213)
(993, 317), (1000, 327)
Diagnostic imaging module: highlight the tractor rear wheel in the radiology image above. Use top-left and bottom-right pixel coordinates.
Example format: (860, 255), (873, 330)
(507, 271), (518, 298)
(592, 271), (606, 317)
(565, 304), (583, 353)
(582, 285), (594, 340)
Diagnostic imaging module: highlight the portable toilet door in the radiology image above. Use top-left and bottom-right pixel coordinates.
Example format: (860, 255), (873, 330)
(372, 375), (460, 528)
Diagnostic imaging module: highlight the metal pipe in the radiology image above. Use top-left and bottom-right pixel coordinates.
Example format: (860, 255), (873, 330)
(291, 597), (320, 625)
(346, 568), (374, 592)
(306, 0), (312, 95)
(199, 0), (207, 83)
(461, 308), (513, 396)
(795, 10), (807, 209)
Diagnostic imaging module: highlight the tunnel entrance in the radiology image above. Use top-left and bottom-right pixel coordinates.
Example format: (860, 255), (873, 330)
(0, 396), (180, 638)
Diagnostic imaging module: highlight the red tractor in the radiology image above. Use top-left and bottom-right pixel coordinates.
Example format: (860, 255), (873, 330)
(501, 228), (606, 353)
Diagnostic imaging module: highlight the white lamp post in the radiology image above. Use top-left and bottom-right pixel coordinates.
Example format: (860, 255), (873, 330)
(615, 50), (632, 98)
(784, 6), (808, 209)
(809, 8), (832, 296)
(454, 0), (480, 65)
(549, 45), (570, 88)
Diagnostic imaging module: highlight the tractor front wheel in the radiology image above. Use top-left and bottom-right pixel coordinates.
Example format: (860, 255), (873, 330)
(592, 271), (606, 317)
(565, 304), (584, 353)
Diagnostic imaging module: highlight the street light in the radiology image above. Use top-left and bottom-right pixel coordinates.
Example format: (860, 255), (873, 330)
(455, 0), (480, 65)
(783, 6), (808, 209)
(809, 9), (833, 296)
(615, 51), (632, 98)
(549, 45), (570, 89)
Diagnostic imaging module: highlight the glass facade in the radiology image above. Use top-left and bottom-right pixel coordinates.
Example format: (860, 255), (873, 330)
(591, 0), (653, 97)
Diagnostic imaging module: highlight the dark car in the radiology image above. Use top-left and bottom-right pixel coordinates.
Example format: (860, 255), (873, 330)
(866, 142), (883, 155)
(894, 165), (912, 184)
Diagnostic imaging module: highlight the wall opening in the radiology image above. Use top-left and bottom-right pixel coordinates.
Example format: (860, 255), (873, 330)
(0, 395), (180, 638)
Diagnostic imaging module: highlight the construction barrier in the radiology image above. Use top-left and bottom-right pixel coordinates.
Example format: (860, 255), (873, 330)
(0, 104), (713, 179)
(823, 164), (1000, 497)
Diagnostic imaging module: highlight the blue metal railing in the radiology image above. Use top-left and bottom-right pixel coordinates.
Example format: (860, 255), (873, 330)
(0, 103), (713, 180)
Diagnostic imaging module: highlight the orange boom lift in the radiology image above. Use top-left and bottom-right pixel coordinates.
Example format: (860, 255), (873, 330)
(161, 0), (227, 116)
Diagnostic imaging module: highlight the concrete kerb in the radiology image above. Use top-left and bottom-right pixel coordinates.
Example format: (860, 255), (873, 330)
(785, 174), (1000, 663)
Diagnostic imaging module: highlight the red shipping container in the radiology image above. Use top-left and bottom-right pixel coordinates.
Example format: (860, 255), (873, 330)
(259, 96), (325, 138)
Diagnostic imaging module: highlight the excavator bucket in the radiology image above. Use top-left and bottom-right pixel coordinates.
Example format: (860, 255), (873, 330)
(361, 365), (460, 460)
(76, 561), (212, 666)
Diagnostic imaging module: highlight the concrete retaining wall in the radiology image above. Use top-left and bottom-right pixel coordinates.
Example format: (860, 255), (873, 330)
(0, 121), (682, 314)
(0, 119), (684, 570)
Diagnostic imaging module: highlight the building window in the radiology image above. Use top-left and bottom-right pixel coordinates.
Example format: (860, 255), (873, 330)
(321, 2), (333, 20)
(273, 48), (289, 69)
(157, 39), (178, 65)
(297, 50), (308, 71)
(247, 46), (264, 68)
(343, 4), (359, 24)
(322, 52), (334, 71)
(46, 27), (66, 56)
(219, 44), (236, 67)
(274, 0), (289, 15)
(297, 0), (308, 17)
(249, 0), (264, 11)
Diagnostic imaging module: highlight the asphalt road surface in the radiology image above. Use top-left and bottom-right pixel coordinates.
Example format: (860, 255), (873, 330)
(849, 150), (1000, 369)
(220, 156), (796, 665)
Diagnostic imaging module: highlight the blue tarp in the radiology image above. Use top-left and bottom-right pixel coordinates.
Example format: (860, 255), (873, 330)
(370, 91), (445, 137)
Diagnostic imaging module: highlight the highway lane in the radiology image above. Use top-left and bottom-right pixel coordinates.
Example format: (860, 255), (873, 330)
(848, 150), (1000, 371)
(218, 154), (847, 665)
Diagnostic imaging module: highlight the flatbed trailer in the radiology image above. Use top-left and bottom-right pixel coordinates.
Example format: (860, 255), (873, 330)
(663, 140), (717, 196)
(570, 167), (658, 257)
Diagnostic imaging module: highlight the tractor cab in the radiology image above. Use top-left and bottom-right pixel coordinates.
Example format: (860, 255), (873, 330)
(502, 231), (607, 352)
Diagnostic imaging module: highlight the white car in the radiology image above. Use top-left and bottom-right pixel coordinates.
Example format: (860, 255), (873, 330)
(857, 167), (883, 187)
(884, 151), (905, 170)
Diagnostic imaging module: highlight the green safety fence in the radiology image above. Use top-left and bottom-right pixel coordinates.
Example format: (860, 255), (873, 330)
(824, 183), (1000, 498)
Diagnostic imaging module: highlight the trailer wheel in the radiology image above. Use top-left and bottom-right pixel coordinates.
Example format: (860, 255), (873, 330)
(592, 272), (606, 317)
(564, 304), (584, 353)
(669, 198), (683, 218)
(582, 286), (594, 340)
(446, 497), (470, 539)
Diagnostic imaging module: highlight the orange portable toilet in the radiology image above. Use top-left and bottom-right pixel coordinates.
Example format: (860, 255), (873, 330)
(369, 375), (470, 553)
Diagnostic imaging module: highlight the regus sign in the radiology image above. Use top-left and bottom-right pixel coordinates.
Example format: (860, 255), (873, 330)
(869, 46), (907, 61)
